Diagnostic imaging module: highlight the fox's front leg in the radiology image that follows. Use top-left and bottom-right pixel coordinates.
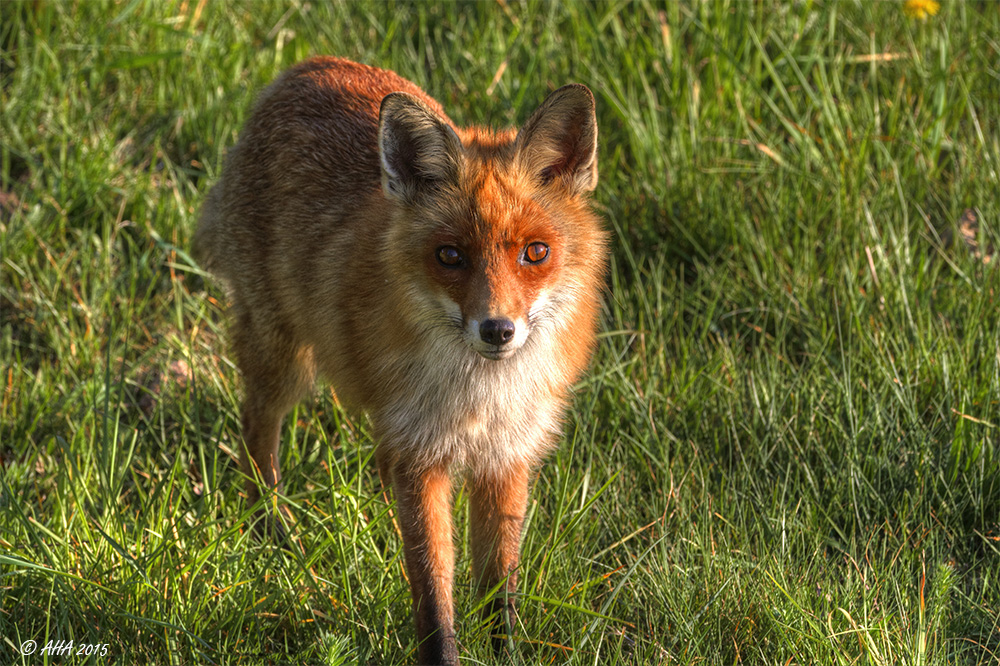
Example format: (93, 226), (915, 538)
(386, 456), (458, 666)
(469, 461), (531, 657)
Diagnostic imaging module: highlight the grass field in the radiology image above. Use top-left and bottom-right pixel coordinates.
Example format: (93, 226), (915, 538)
(2, 1), (998, 664)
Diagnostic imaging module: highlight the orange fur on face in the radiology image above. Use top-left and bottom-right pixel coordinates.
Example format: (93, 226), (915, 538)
(425, 161), (566, 333)
(194, 57), (607, 665)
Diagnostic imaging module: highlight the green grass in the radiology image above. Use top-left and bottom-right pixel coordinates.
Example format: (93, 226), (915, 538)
(2, 1), (998, 664)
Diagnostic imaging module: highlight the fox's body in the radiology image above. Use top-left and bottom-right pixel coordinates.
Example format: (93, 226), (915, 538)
(194, 57), (606, 665)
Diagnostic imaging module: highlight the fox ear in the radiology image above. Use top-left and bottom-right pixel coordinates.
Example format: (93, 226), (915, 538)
(379, 92), (462, 201)
(515, 84), (598, 194)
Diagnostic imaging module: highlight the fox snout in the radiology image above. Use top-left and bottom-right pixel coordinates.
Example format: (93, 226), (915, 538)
(465, 314), (528, 360)
(479, 317), (515, 346)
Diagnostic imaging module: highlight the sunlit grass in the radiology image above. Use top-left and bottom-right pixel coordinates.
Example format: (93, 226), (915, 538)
(2, 1), (997, 664)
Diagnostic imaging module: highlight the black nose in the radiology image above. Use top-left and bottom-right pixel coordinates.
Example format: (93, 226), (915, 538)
(479, 318), (516, 346)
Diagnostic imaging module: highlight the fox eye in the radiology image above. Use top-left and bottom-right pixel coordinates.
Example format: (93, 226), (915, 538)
(523, 242), (549, 264)
(437, 246), (464, 267)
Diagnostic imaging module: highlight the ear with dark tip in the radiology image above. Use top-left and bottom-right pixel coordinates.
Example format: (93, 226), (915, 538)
(515, 84), (598, 194)
(378, 92), (463, 202)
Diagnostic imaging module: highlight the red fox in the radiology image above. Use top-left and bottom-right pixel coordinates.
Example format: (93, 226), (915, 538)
(194, 57), (607, 665)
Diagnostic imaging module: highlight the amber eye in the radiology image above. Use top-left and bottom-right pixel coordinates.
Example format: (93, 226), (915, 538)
(523, 242), (549, 264)
(437, 246), (464, 267)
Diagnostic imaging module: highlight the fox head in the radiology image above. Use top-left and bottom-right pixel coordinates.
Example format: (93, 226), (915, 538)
(378, 84), (601, 361)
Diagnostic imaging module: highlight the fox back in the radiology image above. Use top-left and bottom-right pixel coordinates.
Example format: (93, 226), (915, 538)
(195, 57), (607, 665)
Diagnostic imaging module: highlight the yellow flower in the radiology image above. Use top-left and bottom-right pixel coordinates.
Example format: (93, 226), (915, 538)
(904, 0), (940, 19)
